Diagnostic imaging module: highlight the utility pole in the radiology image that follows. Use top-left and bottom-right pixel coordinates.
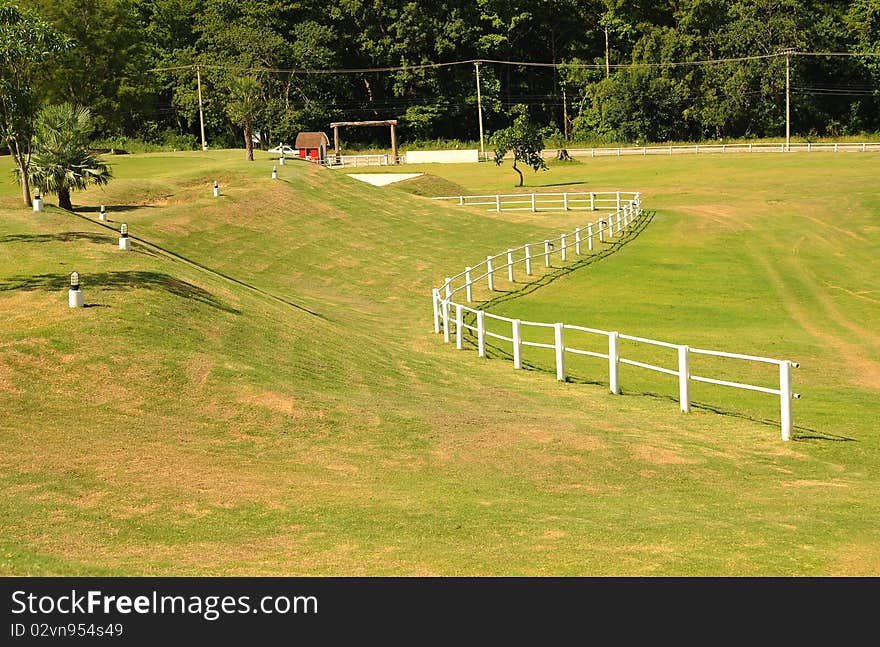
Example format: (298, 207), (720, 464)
(562, 83), (569, 142)
(604, 26), (610, 78)
(784, 50), (792, 152)
(196, 65), (208, 151)
(475, 61), (485, 158)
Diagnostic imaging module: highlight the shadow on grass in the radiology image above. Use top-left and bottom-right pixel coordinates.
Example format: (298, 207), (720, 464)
(0, 271), (239, 314)
(0, 232), (116, 245)
(78, 204), (157, 214)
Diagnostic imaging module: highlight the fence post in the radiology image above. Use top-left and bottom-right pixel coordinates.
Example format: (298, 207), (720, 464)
(477, 310), (486, 358)
(465, 267), (472, 302)
(496, 194), (501, 212)
(616, 210), (622, 234)
(512, 319), (523, 369)
(525, 244), (532, 275)
(444, 278), (452, 300)
(561, 234), (567, 262)
(486, 256), (494, 291)
(780, 360), (792, 441)
(598, 221), (604, 243)
(616, 191), (621, 211)
(544, 240), (551, 267)
(608, 332), (620, 394)
(590, 192), (595, 211)
(563, 192), (569, 211)
(442, 300), (450, 344)
(432, 289), (440, 334)
(507, 249), (514, 282)
(531, 193), (536, 212)
(459, 195), (464, 206)
(678, 345), (690, 413)
(554, 323), (565, 382)
(455, 304), (464, 350)
(575, 228), (581, 255)
(588, 223), (594, 251)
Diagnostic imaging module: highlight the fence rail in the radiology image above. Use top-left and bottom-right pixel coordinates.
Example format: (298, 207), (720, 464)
(550, 141), (880, 159)
(323, 153), (406, 168)
(433, 191), (636, 213)
(431, 191), (801, 441)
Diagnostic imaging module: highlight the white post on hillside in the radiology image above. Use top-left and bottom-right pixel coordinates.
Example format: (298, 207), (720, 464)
(525, 244), (532, 275)
(512, 319), (523, 369)
(780, 360), (796, 441)
(442, 300), (450, 344)
(459, 195), (464, 206)
(496, 194), (501, 212)
(598, 221), (604, 243)
(588, 223), (594, 251)
(554, 323), (565, 382)
(608, 331), (620, 395)
(575, 228), (581, 255)
(432, 289), (441, 334)
(486, 256), (494, 291)
(590, 192), (595, 211)
(455, 304), (464, 350)
(465, 267), (473, 302)
(476, 310), (486, 358)
(507, 250), (514, 282)
(561, 234), (567, 262)
(678, 345), (690, 413)
(544, 240), (551, 267)
(616, 192), (621, 211)
(563, 193), (569, 211)
(531, 194), (536, 213)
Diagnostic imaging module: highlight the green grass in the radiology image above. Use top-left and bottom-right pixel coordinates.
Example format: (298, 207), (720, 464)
(0, 149), (877, 576)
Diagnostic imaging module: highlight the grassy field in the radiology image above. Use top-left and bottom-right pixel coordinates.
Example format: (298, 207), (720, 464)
(0, 149), (877, 575)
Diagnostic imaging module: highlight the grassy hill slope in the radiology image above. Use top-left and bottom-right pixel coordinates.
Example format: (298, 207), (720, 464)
(0, 150), (877, 575)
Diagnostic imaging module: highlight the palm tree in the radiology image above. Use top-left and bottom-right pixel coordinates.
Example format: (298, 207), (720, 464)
(28, 103), (112, 211)
(225, 76), (262, 161)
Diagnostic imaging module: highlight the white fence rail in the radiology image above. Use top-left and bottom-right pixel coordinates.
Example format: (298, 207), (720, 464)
(433, 190), (632, 213)
(431, 191), (801, 441)
(550, 141), (880, 159)
(323, 154), (406, 168)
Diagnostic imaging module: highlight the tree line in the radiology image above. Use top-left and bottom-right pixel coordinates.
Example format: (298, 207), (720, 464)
(5, 0), (880, 156)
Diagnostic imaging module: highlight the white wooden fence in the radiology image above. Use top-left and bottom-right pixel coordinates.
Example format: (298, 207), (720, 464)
(433, 191), (628, 213)
(323, 153), (406, 168)
(431, 192), (801, 441)
(550, 141), (880, 159)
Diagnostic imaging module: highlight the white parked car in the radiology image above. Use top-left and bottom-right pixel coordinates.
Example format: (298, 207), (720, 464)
(267, 144), (297, 155)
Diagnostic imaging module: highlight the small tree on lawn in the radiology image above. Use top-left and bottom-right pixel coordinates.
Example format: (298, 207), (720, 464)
(490, 104), (548, 187)
(226, 76), (262, 161)
(28, 103), (112, 211)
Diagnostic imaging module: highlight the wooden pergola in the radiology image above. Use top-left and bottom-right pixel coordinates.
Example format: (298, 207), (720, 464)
(329, 120), (398, 163)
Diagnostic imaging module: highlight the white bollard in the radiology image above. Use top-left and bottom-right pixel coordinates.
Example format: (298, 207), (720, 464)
(512, 319), (523, 369)
(99, 205), (106, 221)
(465, 267), (472, 302)
(213, 180), (220, 197)
(432, 289), (440, 334)
(608, 331), (620, 394)
(476, 310), (486, 358)
(525, 244), (532, 275)
(588, 223), (594, 251)
(272, 166), (277, 179)
(455, 304), (464, 350)
(507, 250), (514, 282)
(486, 256), (494, 291)
(678, 345), (690, 413)
(561, 234), (567, 262)
(118, 223), (131, 251)
(554, 323), (565, 382)
(68, 272), (84, 308)
(279, 156), (285, 165)
(33, 190), (43, 212)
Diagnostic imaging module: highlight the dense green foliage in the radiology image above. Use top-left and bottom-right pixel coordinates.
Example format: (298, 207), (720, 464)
(28, 104), (113, 210)
(15, 0), (880, 149)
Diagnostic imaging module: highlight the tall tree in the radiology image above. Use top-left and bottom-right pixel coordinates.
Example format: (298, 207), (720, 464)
(28, 103), (113, 211)
(0, 0), (69, 207)
(225, 76), (263, 160)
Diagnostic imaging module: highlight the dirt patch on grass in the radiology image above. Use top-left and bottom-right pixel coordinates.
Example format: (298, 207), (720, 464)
(630, 445), (697, 465)
(781, 480), (849, 488)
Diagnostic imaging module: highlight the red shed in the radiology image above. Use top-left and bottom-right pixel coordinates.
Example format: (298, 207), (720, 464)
(294, 132), (330, 163)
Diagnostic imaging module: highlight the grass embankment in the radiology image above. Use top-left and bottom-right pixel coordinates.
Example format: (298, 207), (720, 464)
(0, 150), (877, 575)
